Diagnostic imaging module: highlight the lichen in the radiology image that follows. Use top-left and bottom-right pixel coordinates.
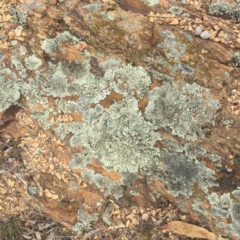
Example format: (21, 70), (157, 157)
(27, 186), (39, 198)
(145, 82), (219, 141)
(220, 117), (234, 126)
(72, 209), (98, 234)
(81, 169), (123, 199)
(168, 6), (183, 15)
(69, 153), (92, 169)
(24, 55), (42, 70)
(141, 0), (160, 6)
(154, 151), (217, 198)
(233, 52), (240, 69)
(209, 1), (240, 21)
(41, 31), (80, 55)
(83, 1), (101, 12)
(8, 5), (28, 27)
(192, 198), (208, 215)
(0, 67), (20, 112)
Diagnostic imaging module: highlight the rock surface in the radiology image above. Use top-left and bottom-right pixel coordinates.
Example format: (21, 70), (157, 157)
(0, 0), (240, 239)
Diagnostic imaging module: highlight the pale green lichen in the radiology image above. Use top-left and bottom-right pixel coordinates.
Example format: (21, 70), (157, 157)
(145, 82), (219, 140)
(192, 198), (208, 215)
(81, 169), (123, 199)
(209, 1), (240, 21)
(72, 209), (98, 234)
(0, 67), (20, 112)
(41, 31), (79, 55)
(154, 151), (217, 198)
(220, 117), (234, 126)
(168, 6), (183, 15)
(102, 205), (112, 225)
(69, 153), (92, 169)
(27, 186), (38, 198)
(47, 64), (69, 98)
(83, 1), (101, 12)
(24, 55), (42, 70)
(233, 52), (240, 69)
(141, 0), (160, 6)
(8, 5), (28, 27)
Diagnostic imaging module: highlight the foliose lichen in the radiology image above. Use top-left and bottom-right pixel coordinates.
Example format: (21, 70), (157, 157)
(0, 67), (20, 112)
(140, 0), (160, 6)
(81, 169), (123, 199)
(72, 209), (98, 234)
(168, 6), (183, 15)
(232, 52), (240, 69)
(41, 31), (80, 55)
(8, 5), (28, 27)
(24, 55), (42, 70)
(145, 82), (219, 141)
(209, 1), (240, 21)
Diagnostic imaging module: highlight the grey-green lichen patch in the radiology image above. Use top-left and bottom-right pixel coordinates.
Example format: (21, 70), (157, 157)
(24, 55), (42, 70)
(168, 6), (183, 15)
(104, 64), (151, 98)
(102, 205), (112, 225)
(121, 172), (138, 187)
(192, 198), (208, 215)
(130, 190), (139, 196)
(41, 31), (80, 55)
(155, 151), (217, 198)
(33, 148), (41, 155)
(228, 203), (240, 236)
(31, 110), (50, 127)
(140, 0), (160, 6)
(11, 40), (18, 46)
(176, 201), (188, 212)
(233, 52), (240, 69)
(220, 117), (234, 126)
(232, 188), (240, 198)
(220, 193), (233, 209)
(95, 97), (161, 172)
(0, 68), (21, 112)
(209, 1), (240, 21)
(8, 5), (28, 27)
(160, 30), (186, 61)
(208, 192), (221, 205)
(72, 222), (91, 234)
(83, 0), (101, 12)
(208, 153), (221, 162)
(72, 209), (98, 234)
(11, 56), (27, 78)
(145, 82), (220, 141)
(47, 63), (69, 98)
(212, 206), (229, 218)
(77, 209), (98, 223)
(69, 153), (92, 169)
(27, 186), (39, 198)
(81, 169), (123, 199)
(178, 63), (195, 75)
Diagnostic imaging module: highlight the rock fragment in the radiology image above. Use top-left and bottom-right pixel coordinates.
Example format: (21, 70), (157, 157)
(200, 31), (211, 39)
(195, 26), (202, 36)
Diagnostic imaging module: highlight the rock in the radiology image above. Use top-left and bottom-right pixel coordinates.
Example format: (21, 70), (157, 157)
(195, 26), (202, 36)
(170, 18), (179, 25)
(200, 30), (211, 39)
(182, 0), (186, 5)
(1, 0), (240, 239)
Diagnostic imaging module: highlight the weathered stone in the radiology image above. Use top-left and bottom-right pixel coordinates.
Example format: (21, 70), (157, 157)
(195, 26), (202, 36)
(1, 0), (240, 239)
(200, 30), (211, 39)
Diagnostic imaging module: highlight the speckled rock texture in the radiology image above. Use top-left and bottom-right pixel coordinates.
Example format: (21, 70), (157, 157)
(1, 0), (240, 238)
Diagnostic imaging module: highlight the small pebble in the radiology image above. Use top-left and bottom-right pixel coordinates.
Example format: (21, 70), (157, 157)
(182, 0), (186, 5)
(195, 26), (202, 36)
(200, 31), (211, 39)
